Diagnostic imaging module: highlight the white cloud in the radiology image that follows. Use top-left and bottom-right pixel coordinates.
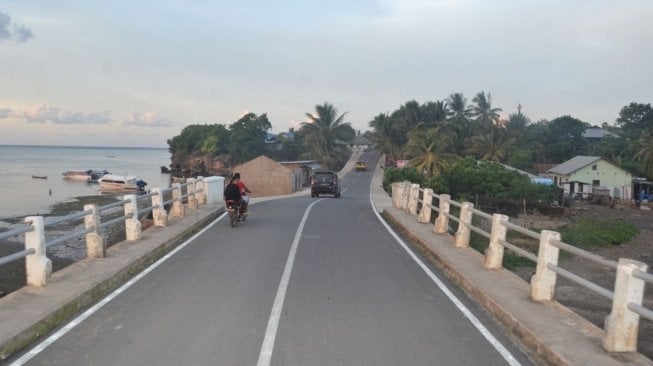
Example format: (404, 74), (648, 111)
(12, 105), (111, 124)
(123, 111), (175, 127)
(0, 108), (11, 118)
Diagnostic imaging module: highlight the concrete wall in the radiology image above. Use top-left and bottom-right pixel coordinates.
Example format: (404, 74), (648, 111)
(232, 155), (295, 197)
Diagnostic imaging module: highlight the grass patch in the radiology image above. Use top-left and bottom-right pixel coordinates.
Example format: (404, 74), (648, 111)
(558, 217), (639, 249)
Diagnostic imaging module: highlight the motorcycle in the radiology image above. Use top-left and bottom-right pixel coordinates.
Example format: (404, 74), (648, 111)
(225, 200), (240, 227)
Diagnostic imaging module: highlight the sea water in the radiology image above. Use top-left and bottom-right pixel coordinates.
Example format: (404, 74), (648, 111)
(0, 145), (174, 221)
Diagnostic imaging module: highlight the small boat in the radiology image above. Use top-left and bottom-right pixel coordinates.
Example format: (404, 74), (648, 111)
(98, 174), (147, 191)
(63, 169), (110, 182)
(62, 169), (94, 180)
(31, 175), (48, 179)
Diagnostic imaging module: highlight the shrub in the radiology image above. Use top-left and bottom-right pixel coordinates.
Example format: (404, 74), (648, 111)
(559, 218), (639, 248)
(382, 167), (424, 192)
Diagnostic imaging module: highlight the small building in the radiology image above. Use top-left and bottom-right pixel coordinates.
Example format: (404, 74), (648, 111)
(229, 155), (306, 197)
(279, 160), (321, 188)
(546, 156), (632, 199)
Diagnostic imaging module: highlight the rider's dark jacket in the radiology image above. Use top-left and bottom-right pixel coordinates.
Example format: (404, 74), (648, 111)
(224, 182), (241, 202)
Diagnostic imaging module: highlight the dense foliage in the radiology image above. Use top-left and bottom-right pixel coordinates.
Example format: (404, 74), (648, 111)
(368, 95), (653, 180)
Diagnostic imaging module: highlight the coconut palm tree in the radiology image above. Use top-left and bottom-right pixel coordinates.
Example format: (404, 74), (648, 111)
(469, 91), (502, 132)
(405, 126), (455, 177)
(301, 102), (355, 170)
(369, 113), (402, 166)
(445, 92), (473, 155)
(635, 132), (653, 178)
(466, 123), (515, 162)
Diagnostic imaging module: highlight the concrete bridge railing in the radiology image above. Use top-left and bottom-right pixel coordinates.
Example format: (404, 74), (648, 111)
(0, 176), (224, 289)
(392, 181), (652, 354)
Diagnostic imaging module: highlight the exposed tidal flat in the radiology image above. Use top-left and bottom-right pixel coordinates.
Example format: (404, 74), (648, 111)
(0, 145), (172, 295)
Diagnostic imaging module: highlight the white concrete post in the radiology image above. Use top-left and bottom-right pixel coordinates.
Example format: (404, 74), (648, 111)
(603, 258), (648, 352)
(530, 230), (561, 301)
(84, 204), (105, 258)
(187, 178), (198, 209)
(402, 181), (411, 210)
(151, 188), (168, 227)
(124, 194), (142, 241)
(484, 214), (508, 270)
(24, 216), (52, 286)
(419, 188), (433, 223)
(171, 183), (185, 217)
(408, 184), (420, 215)
(196, 176), (207, 205)
(454, 202), (473, 248)
(434, 194), (450, 234)
(392, 183), (402, 208)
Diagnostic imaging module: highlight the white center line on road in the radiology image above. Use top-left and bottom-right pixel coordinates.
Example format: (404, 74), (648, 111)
(369, 191), (522, 366)
(256, 199), (323, 366)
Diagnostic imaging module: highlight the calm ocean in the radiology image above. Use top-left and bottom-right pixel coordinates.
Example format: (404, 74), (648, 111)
(0, 145), (173, 221)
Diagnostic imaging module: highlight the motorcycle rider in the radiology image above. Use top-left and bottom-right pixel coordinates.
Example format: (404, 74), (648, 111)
(232, 172), (252, 218)
(223, 175), (242, 212)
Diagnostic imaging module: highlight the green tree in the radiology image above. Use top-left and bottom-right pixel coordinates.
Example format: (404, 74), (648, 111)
(301, 102), (355, 170)
(405, 126), (455, 177)
(635, 132), (653, 178)
(469, 91), (502, 132)
(466, 123), (514, 162)
(445, 92), (473, 155)
(369, 113), (404, 166)
(228, 113), (272, 165)
(616, 102), (653, 139)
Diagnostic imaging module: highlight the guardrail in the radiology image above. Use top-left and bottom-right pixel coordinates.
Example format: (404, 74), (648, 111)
(392, 181), (650, 353)
(0, 177), (212, 290)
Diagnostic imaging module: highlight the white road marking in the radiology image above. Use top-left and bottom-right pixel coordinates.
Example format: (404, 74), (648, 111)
(369, 190), (522, 366)
(256, 199), (323, 366)
(9, 211), (229, 366)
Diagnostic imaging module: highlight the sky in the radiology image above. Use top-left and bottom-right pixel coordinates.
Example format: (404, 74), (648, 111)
(1, 1), (652, 148)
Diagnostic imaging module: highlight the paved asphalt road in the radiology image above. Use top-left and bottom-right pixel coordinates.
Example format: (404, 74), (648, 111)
(7, 152), (535, 366)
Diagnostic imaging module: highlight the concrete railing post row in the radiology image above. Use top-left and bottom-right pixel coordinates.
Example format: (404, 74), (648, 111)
(84, 203), (105, 258)
(151, 187), (168, 227)
(603, 258), (648, 352)
(434, 194), (450, 234)
(408, 184), (420, 215)
(187, 178), (198, 209)
(24, 216), (52, 286)
(124, 194), (142, 241)
(171, 183), (185, 217)
(419, 188), (433, 223)
(402, 181), (411, 210)
(196, 177), (207, 205)
(530, 230), (560, 301)
(454, 202), (473, 248)
(484, 213), (508, 270)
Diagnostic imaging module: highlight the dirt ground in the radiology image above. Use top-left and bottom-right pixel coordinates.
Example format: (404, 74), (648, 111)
(511, 200), (653, 359)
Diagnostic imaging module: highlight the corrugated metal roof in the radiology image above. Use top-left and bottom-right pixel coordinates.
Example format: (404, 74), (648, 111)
(547, 156), (602, 175)
(582, 128), (618, 139)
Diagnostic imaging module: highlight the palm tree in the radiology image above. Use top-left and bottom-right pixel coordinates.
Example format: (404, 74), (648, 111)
(369, 113), (402, 166)
(469, 91), (502, 132)
(405, 126), (455, 177)
(301, 102), (354, 170)
(635, 133), (653, 178)
(445, 92), (473, 155)
(466, 123), (515, 162)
